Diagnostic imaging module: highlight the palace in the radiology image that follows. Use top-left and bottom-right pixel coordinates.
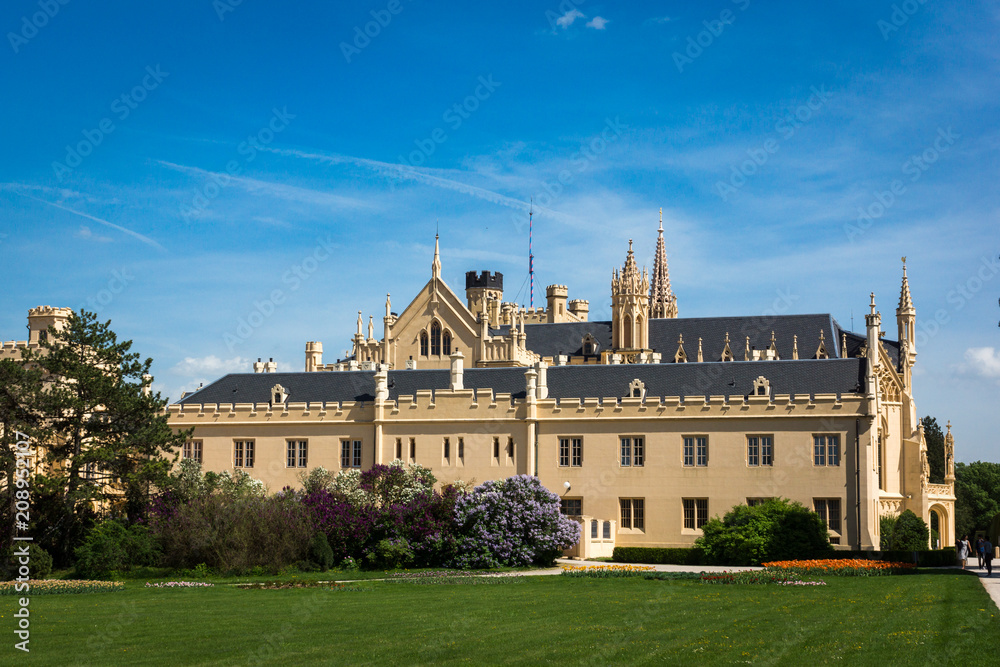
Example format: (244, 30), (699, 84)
(7, 213), (956, 554)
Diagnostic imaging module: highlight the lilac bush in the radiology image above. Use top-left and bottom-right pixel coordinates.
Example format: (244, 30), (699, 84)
(449, 475), (580, 569)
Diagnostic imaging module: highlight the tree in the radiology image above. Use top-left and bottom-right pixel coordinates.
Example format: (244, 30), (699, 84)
(955, 461), (1000, 539)
(884, 510), (930, 550)
(923, 416), (945, 484)
(0, 358), (46, 552)
(21, 309), (190, 565)
(695, 498), (833, 566)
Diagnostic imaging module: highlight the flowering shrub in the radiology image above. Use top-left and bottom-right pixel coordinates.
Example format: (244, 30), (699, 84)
(0, 580), (124, 595)
(449, 476), (580, 568)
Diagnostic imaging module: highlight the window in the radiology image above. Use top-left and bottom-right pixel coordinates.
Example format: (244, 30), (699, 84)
(234, 440), (254, 468)
(747, 498), (773, 507)
(183, 440), (202, 464)
(458, 437), (464, 463)
(442, 330), (452, 356)
(431, 322), (442, 356)
(591, 519), (598, 539)
(419, 331), (428, 357)
(342, 440), (362, 468)
(877, 435), (885, 491)
(620, 437), (644, 467)
(493, 437), (500, 462)
(286, 440), (307, 468)
(683, 436), (708, 467)
(395, 438), (402, 460)
(747, 435), (773, 466)
(683, 498), (709, 530)
(814, 435), (840, 466)
(409, 437), (416, 463)
(443, 437), (450, 463)
(814, 498), (842, 543)
(603, 521), (611, 539)
(561, 498), (582, 516)
(559, 437), (582, 467)
(620, 498), (644, 530)
(507, 437), (514, 461)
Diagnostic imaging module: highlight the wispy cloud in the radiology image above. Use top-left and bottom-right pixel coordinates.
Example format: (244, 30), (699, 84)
(960, 347), (1000, 380)
(556, 9), (585, 29)
(171, 355), (252, 376)
(586, 16), (609, 30)
(9, 188), (167, 251)
(75, 225), (113, 243)
(645, 16), (672, 25)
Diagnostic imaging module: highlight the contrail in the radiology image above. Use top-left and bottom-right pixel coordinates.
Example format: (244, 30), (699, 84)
(14, 191), (167, 252)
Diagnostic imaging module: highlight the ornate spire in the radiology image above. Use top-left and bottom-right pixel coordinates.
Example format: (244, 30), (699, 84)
(897, 257), (914, 314)
(432, 234), (442, 280)
(650, 208), (678, 318)
(612, 239), (648, 295)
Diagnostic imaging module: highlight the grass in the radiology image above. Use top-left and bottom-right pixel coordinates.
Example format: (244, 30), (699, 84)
(3, 570), (997, 665)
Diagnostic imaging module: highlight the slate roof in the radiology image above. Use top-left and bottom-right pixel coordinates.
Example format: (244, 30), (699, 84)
(495, 313), (900, 367)
(177, 358), (865, 406)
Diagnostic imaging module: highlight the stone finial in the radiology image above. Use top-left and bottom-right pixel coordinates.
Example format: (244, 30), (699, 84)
(697, 337), (703, 363)
(432, 234), (442, 279)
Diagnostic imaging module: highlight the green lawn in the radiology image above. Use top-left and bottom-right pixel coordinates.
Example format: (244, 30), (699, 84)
(4, 571), (997, 665)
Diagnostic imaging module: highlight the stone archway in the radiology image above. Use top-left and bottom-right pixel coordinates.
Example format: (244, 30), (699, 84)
(928, 504), (949, 550)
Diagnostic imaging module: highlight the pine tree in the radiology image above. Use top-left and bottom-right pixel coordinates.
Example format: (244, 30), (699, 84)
(21, 309), (190, 564)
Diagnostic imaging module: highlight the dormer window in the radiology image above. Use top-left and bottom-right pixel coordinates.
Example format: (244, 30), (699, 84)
(271, 383), (289, 405)
(752, 376), (770, 397)
(628, 379), (646, 400)
(582, 333), (599, 357)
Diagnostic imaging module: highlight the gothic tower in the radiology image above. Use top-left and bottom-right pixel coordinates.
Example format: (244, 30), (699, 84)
(612, 240), (650, 351)
(649, 208), (678, 319)
(896, 257), (916, 388)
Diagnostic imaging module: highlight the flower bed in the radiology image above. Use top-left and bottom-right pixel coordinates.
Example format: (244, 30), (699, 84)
(145, 581), (215, 588)
(236, 581), (365, 591)
(0, 580), (124, 595)
(762, 559), (916, 576)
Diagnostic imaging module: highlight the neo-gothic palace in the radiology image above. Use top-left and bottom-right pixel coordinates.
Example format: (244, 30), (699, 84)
(8, 213), (953, 554)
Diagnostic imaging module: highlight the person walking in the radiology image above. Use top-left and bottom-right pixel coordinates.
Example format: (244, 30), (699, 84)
(958, 535), (970, 569)
(977, 537), (986, 569)
(985, 537), (994, 576)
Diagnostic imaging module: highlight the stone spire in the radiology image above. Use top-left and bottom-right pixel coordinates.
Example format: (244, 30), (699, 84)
(897, 257), (914, 314)
(649, 208), (678, 318)
(432, 234), (442, 280)
(611, 239), (650, 352)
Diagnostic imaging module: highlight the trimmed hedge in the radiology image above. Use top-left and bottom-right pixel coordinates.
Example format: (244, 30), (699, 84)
(612, 546), (956, 567)
(611, 547), (704, 565)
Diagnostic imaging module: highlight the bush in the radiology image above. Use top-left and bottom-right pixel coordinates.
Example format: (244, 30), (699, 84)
(879, 515), (896, 550)
(886, 510), (930, 551)
(696, 498), (833, 566)
(308, 532), (335, 571)
(150, 494), (311, 574)
(74, 520), (160, 579)
(611, 547), (704, 565)
(449, 475), (580, 569)
(1, 543), (54, 581)
(365, 538), (415, 569)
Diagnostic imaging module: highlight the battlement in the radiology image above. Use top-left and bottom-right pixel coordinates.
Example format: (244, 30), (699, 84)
(546, 284), (568, 297)
(465, 270), (503, 291)
(28, 306), (73, 318)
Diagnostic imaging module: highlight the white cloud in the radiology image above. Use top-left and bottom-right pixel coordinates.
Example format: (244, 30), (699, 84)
(646, 16), (672, 24)
(586, 16), (609, 30)
(171, 355), (252, 376)
(962, 347), (1000, 379)
(75, 225), (112, 243)
(556, 9), (585, 28)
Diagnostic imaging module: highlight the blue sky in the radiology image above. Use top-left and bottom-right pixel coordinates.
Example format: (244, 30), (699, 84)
(1, 1), (997, 460)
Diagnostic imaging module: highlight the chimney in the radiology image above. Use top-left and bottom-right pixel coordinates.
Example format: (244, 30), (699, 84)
(525, 367), (538, 403)
(535, 361), (548, 399)
(450, 349), (464, 390)
(253, 358), (265, 373)
(375, 367), (389, 403)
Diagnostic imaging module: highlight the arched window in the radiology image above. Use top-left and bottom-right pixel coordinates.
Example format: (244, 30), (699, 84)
(420, 331), (428, 357)
(431, 321), (442, 356)
(622, 316), (633, 349)
(442, 330), (452, 356)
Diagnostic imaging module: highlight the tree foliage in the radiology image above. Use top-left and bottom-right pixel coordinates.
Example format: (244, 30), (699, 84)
(882, 510), (930, 551)
(955, 461), (1000, 539)
(18, 310), (190, 564)
(695, 498), (833, 566)
(923, 416), (945, 484)
(0, 358), (46, 552)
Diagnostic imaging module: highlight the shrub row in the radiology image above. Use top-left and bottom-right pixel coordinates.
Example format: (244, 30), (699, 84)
(611, 546), (705, 565)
